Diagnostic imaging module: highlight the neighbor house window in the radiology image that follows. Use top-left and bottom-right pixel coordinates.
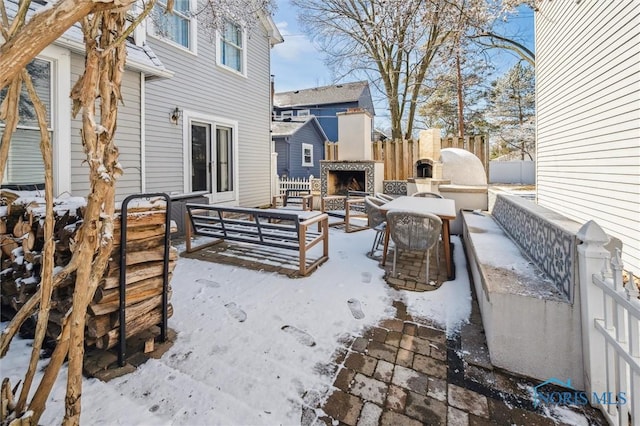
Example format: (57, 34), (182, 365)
(298, 109), (310, 117)
(149, 0), (192, 49)
(302, 143), (313, 167)
(217, 21), (245, 74)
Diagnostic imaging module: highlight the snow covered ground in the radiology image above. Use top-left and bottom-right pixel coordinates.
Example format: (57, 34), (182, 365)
(1, 229), (472, 425)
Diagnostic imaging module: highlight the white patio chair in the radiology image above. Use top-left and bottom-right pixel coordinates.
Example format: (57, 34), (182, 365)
(364, 196), (386, 257)
(375, 192), (395, 202)
(411, 191), (443, 199)
(387, 210), (442, 284)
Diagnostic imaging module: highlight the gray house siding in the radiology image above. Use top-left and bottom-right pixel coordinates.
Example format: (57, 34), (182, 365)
(286, 123), (323, 178)
(70, 53), (142, 201)
(358, 87), (375, 116)
(145, 21), (274, 207)
(274, 139), (289, 176)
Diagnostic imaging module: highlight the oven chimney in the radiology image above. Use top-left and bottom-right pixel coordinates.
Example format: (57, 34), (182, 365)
(337, 109), (373, 161)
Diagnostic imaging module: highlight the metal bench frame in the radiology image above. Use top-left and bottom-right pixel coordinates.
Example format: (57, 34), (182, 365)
(185, 204), (329, 275)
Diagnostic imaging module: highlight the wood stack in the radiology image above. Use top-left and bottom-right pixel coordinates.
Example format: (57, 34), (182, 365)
(0, 190), (176, 350)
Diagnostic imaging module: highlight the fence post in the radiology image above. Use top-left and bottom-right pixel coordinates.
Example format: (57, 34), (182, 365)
(271, 152), (278, 200)
(577, 220), (612, 396)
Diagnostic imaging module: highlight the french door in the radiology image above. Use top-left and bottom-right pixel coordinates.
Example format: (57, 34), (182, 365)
(189, 119), (235, 202)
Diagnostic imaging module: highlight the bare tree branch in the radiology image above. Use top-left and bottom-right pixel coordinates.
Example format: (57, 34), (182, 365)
(470, 31), (535, 66)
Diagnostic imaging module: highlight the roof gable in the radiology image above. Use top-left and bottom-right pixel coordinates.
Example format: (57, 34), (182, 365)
(274, 81), (370, 108)
(271, 117), (327, 140)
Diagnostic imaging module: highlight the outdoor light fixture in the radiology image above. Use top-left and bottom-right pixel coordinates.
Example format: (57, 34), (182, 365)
(170, 107), (182, 124)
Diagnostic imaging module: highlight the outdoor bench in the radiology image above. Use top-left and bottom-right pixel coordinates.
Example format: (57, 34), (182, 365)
(461, 193), (584, 387)
(185, 204), (329, 276)
(271, 189), (314, 211)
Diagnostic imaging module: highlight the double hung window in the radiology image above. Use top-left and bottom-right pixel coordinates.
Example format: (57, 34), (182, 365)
(218, 21), (245, 75)
(150, 0), (192, 49)
(302, 143), (313, 167)
(0, 59), (51, 188)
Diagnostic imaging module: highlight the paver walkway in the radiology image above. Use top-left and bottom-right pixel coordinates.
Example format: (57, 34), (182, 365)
(302, 295), (606, 426)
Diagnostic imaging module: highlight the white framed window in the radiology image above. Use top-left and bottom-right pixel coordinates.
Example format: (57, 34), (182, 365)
(281, 110), (293, 119)
(0, 45), (71, 194)
(182, 110), (239, 203)
(297, 109), (311, 117)
(217, 21), (246, 76)
(302, 143), (313, 167)
(148, 0), (196, 52)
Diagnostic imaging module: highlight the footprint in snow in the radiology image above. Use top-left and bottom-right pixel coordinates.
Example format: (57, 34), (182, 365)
(361, 272), (372, 283)
(281, 325), (316, 347)
(196, 278), (221, 288)
(225, 302), (247, 322)
(347, 298), (365, 319)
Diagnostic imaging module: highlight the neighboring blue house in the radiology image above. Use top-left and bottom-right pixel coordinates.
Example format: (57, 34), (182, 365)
(273, 81), (375, 142)
(272, 117), (327, 178)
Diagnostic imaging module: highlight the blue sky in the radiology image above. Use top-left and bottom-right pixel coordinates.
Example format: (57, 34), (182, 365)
(270, 0), (535, 126)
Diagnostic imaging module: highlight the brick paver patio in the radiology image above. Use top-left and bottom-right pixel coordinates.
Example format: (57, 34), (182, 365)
(180, 230), (608, 425)
(301, 297), (606, 425)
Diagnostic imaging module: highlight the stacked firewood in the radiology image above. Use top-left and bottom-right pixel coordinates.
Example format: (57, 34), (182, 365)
(0, 190), (177, 350)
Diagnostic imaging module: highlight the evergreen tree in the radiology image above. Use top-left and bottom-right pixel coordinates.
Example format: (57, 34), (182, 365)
(486, 62), (535, 160)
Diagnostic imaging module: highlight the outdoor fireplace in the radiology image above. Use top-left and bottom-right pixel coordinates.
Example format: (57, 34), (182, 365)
(320, 160), (383, 197)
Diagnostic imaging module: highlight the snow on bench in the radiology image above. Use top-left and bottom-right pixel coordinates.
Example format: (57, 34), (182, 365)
(185, 204), (329, 276)
(462, 194), (585, 389)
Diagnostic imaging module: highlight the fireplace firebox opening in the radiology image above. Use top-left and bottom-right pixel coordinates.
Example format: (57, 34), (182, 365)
(328, 171), (366, 195)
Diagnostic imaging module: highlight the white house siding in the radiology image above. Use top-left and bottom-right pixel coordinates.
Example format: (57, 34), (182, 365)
(144, 23), (273, 207)
(69, 53), (143, 201)
(536, 0), (640, 272)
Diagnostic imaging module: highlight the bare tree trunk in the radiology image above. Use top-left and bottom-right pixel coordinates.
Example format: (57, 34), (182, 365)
(14, 69), (56, 416)
(0, 0), (133, 90)
(455, 53), (465, 139)
(0, 78), (22, 184)
(63, 9), (126, 424)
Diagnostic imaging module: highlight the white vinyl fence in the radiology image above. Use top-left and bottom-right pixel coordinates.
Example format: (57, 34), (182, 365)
(578, 220), (640, 426)
(489, 160), (535, 184)
(277, 175), (313, 194)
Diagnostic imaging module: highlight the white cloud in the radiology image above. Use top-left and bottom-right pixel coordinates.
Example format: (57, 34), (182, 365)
(272, 21), (318, 62)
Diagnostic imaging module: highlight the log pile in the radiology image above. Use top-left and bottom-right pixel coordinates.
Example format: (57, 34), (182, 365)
(0, 190), (176, 350)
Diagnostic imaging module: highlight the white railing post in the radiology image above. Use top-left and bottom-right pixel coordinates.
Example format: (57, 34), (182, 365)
(577, 220), (611, 396)
(628, 274), (640, 425)
(271, 152), (278, 199)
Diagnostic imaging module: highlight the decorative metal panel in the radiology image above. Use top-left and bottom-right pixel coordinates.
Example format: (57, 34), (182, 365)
(492, 194), (576, 302)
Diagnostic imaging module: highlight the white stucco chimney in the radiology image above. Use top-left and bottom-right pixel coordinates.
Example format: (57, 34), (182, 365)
(337, 109), (372, 161)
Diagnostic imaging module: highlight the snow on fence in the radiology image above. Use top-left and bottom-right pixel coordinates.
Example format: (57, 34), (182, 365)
(277, 176), (313, 194)
(578, 220), (640, 426)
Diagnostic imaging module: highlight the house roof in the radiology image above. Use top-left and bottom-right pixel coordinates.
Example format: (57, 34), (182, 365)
(6, 0), (172, 79)
(271, 117), (328, 140)
(274, 81), (370, 108)
(258, 11), (284, 46)
(271, 120), (306, 137)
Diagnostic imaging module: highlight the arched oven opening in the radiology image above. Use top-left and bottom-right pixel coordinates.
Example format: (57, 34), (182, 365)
(415, 159), (433, 178)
